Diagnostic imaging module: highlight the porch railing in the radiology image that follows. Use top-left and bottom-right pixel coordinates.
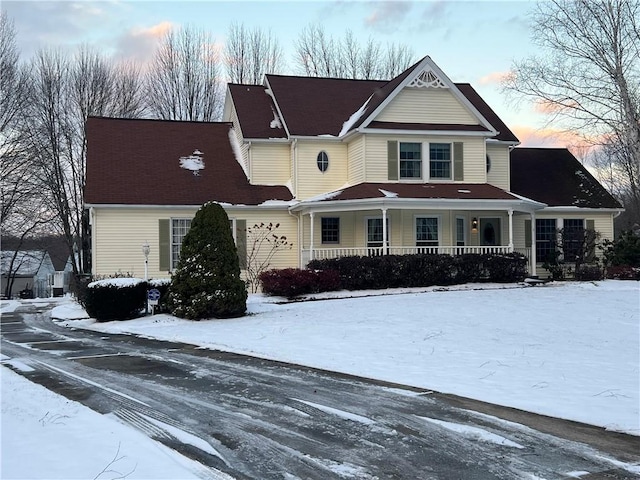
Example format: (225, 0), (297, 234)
(303, 245), (515, 264)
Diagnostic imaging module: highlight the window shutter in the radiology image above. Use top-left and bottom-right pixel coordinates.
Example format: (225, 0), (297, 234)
(524, 219), (532, 248)
(236, 219), (247, 269)
(453, 142), (464, 181)
(387, 141), (398, 181)
(586, 219), (595, 261)
(159, 219), (170, 271)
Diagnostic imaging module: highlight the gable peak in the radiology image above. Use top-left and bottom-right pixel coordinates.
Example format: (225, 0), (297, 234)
(407, 68), (448, 89)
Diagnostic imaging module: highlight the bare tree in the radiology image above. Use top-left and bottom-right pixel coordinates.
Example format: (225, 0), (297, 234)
(294, 24), (415, 80)
(21, 46), (145, 277)
(146, 26), (223, 121)
(503, 0), (640, 225)
(225, 22), (283, 84)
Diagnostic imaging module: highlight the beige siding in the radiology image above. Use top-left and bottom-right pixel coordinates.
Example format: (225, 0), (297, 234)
(376, 88), (477, 124)
(364, 134), (486, 183)
(92, 207), (299, 280)
(250, 143), (291, 186)
(486, 144), (510, 190)
(296, 141), (349, 200)
(228, 106), (249, 174)
(347, 135), (365, 185)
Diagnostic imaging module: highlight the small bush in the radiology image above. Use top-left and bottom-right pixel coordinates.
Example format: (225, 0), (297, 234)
(259, 268), (341, 298)
(484, 253), (528, 282)
(574, 265), (603, 281)
(84, 278), (147, 322)
(605, 265), (640, 280)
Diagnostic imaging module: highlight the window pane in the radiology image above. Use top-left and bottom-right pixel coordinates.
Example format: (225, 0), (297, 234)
(536, 219), (556, 262)
(456, 218), (465, 246)
(317, 151), (329, 172)
(429, 143), (451, 179)
(171, 218), (192, 269)
(563, 219), (584, 259)
(416, 217), (438, 246)
(321, 217), (340, 244)
(400, 142), (421, 179)
(367, 218), (389, 247)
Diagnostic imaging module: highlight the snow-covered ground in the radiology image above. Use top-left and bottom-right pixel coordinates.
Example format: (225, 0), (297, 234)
(2, 281), (638, 479)
(49, 280), (639, 435)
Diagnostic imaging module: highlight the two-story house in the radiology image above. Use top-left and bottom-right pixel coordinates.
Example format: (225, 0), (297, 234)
(85, 56), (622, 280)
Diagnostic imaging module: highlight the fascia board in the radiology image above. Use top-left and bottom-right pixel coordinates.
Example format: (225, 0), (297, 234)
(84, 203), (294, 211)
(289, 135), (343, 142)
(263, 76), (291, 139)
(289, 196), (546, 214)
(538, 206), (625, 214)
(359, 128), (495, 137)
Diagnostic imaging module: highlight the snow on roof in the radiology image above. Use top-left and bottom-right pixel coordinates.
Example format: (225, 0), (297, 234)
(339, 94), (373, 137)
(304, 189), (345, 202)
(227, 128), (248, 177)
(269, 107), (283, 129)
(179, 151), (205, 176)
(378, 188), (399, 198)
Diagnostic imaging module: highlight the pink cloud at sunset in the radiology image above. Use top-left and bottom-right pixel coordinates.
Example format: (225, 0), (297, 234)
(478, 71), (511, 86)
(114, 21), (175, 63)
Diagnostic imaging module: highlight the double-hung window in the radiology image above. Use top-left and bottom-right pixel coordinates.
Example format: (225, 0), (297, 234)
(367, 218), (389, 248)
(429, 143), (451, 179)
(563, 219), (584, 260)
(416, 217), (439, 247)
(321, 217), (340, 244)
(536, 219), (557, 262)
(171, 218), (192, 270)
(399, 142), (422, 179)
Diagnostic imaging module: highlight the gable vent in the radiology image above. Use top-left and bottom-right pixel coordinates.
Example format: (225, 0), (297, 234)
(408, 69), (447, 88)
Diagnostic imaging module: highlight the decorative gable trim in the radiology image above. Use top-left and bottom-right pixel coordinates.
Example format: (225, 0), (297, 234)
(359, 57), (498, 137)
(407, 69), (448, 89)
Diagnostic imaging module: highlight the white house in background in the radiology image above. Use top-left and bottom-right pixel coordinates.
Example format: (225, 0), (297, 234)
(84, 56), (622, 280)
(1, 250), (55, 298)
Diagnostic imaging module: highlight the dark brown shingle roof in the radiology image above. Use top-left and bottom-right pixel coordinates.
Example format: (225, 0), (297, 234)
(228, 84), (286, 139)
(85, 117), (292, 206)
(510, 148), (621, 208)
(318, 183), (518, 202)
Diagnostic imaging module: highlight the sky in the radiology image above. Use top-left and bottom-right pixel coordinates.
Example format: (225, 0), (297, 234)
(2, 0), (574, 148)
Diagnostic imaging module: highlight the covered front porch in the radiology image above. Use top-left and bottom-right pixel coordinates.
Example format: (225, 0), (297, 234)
(290, 194), (544, 275)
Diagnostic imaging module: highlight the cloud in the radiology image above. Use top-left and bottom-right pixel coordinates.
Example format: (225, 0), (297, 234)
(478, 71), (511, 86)
(511, 125), (597, 150)
(113, 21), (174, 63)
(364, 1), (414, 33)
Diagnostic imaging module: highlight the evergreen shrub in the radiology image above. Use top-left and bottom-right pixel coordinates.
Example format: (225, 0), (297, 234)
(84, 278), (147, 322)
(168, 202), (247, 319)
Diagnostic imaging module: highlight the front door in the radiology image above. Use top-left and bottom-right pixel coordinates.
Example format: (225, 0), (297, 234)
(480, 218), (501, 246)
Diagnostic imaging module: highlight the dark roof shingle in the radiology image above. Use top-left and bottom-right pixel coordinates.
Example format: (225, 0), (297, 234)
(85, 117), (292, 206)
(510, 148), (621, 208)
(228, 84), (286, 139)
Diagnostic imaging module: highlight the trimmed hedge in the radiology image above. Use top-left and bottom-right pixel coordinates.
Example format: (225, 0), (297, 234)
(84, 278), (148, 322)
(306, 252), (528, 291)
(605, 265), (640, 280)
(259, 268), (341, 298)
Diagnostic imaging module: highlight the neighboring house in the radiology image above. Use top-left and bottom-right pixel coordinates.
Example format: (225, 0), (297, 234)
(84, 56), (622, 280)
(1, 250), (55, 298)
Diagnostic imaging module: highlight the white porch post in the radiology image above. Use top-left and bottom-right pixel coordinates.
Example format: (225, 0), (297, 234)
(382, 207), (388, 255)
(508, 209), (514, 252)
(309, 212), (315, 261)
(530, 211), (537, 277)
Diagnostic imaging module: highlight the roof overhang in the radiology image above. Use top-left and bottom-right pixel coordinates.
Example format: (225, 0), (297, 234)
(85, 202), (294, 211)
(289, 196), (546, 215)
(359, 127), (495, 138)
(536, 206), (625, 214)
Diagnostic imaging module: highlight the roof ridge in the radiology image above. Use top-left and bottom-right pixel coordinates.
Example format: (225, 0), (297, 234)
(87, 116), (233, 126)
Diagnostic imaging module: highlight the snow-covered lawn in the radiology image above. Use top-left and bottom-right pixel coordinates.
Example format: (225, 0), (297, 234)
(48, 280), (639, 436)
(1, 281), (638, 479)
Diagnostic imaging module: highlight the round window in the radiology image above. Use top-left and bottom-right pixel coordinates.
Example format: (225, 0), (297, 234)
(317, 151), (329, 172)
(486, 154), (491, 173)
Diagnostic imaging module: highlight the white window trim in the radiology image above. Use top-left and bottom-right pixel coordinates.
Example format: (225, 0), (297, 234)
(321, 216), (340, 245)
(398, 142), (423, 181)
(414, 215), (441, 246)
(365, 216), (390, 247)
(428, 142), (453, 181)
(170, 217), (192, 270)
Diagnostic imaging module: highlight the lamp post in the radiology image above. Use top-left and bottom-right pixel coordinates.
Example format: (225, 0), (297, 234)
(142, 241), (150, 281)
(142, 242), (150, 314)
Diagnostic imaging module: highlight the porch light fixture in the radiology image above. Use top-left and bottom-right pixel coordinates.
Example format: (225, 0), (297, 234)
(471, 217), (478, 233)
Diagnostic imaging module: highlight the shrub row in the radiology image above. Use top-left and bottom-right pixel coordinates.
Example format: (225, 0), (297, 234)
(81, 278), (170, 322)
(259, 268), (341, 298)
(256, 253), (527, 296)
(605, 265), (640, 280)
